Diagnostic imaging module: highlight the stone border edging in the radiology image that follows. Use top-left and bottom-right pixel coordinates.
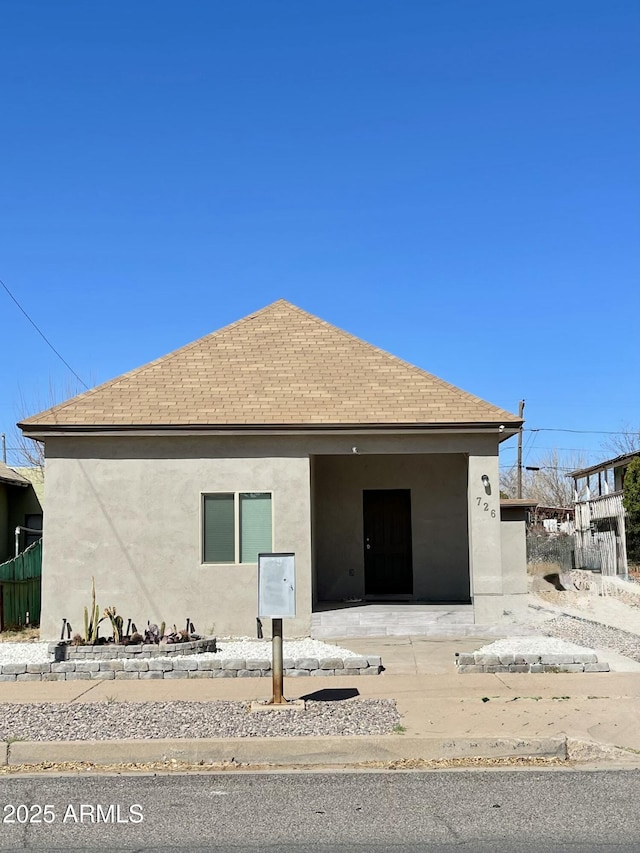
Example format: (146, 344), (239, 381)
(0, 655), (382, 681)
(455, 652), (610, 673)
(47, 638), (218, 660)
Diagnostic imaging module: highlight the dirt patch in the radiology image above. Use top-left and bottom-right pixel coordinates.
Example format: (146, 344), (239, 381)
(0, 756), (566, 775)
(528, 561), (564, 577)
(0, 628), (40, 644)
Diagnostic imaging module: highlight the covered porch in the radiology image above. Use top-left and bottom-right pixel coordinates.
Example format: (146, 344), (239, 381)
(310, 452), (472, 609)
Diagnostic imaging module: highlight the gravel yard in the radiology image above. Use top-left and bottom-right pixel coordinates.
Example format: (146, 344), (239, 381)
(541, 613), (640, 662)
(0, 699), (400, 741)
(0, 638), (398, 742)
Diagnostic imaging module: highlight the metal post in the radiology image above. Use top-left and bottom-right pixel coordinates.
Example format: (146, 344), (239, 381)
(270, 618), (286, 705)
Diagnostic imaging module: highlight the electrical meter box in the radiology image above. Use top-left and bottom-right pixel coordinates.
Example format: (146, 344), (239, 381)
(258, 553), (296, 619)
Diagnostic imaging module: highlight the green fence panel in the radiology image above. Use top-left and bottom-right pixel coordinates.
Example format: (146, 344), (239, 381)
(0, 539), (42, 629)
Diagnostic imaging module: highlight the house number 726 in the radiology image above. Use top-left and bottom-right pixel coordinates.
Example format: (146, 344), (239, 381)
(476, 497), (496, 517)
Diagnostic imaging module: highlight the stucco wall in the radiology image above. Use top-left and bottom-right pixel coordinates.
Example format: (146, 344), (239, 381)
(40, 437), (312, 640)
(466, 454), (528, 624)
(500, 519), (528, 595)
(39, 431), (517, 637)
(313, 454), (470, 602)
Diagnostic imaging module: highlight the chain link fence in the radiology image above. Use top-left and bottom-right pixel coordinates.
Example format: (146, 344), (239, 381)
(527, 531), (627, 576)
(527, 532), (575, 572)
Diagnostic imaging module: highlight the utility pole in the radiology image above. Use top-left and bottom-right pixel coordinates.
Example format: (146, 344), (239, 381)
(1, 433), (6, 464)
(517, 400), (525, 499)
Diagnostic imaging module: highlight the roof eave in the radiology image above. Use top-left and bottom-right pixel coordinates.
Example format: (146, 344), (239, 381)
(21, 420), (523, 441)
(568, 450), (640, 479)
(0, 475), (29, 488)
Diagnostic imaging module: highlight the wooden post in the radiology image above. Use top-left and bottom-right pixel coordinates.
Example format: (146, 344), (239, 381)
(517, 399), (525, 499)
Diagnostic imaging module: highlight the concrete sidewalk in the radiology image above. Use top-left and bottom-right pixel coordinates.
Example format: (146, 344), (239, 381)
(2, 636), (640, 769)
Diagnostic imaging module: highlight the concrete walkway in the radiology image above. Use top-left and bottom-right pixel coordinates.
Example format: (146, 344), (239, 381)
(2, 636), (640, 769)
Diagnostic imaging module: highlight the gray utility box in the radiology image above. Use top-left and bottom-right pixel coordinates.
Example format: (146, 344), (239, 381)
(258, 553), (296, 619)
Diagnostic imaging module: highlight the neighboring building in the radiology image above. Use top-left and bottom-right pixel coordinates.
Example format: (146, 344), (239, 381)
(569, 452), (640, 576)
(500, 499), (538, 525)
(0, 462), (43, 562)
(20, 300), (525, 640)
(531, 505), (574, 534)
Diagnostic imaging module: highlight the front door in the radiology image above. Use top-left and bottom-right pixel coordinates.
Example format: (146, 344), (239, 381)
(363, 489), (413, 596)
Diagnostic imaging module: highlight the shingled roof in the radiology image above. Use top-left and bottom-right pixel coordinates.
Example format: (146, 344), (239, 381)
(20, 300), (520, 432)
(0, 462), (30, 487)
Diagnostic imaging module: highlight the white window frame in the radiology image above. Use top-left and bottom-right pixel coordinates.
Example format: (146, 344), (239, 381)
(201, 491), (273, 565)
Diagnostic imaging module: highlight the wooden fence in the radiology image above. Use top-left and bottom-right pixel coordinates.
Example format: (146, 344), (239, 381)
(0, 539), (42, 629)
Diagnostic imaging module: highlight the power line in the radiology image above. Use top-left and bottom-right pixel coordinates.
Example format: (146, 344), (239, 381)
(1, 277), (89, 391)
(525, 427), (639, 436)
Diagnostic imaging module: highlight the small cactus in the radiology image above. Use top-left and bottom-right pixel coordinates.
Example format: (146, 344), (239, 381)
(104, 606), (123, 644)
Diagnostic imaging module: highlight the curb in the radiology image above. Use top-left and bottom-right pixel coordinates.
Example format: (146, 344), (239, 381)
(5, 735), (567, 767)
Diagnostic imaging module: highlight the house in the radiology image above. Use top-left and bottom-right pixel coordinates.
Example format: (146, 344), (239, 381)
(569, 451), (639, 576)
(19, 299), (526, 639)
(500, 501), (574, 534)
(0, 462), (43, 563)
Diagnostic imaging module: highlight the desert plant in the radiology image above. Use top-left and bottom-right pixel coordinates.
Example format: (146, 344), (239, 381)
(145, 622), (161, 644)
(83, 577), (104, 644)
(103, 606), (124, 644)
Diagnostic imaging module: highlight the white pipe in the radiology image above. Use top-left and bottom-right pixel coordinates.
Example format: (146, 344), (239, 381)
(14, 526), (43, 557)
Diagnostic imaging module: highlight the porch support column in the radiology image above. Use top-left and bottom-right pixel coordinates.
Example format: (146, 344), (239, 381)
(467, 455), (505, 625)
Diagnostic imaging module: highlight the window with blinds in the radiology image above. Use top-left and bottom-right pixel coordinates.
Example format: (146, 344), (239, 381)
(202, 492), (272, 564)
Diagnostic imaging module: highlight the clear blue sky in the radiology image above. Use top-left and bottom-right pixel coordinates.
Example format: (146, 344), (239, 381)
(2, 1), (638, 474)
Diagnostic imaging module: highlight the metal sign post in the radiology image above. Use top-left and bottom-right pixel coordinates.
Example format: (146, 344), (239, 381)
(258, 553), (295, 706)
(271, 617), (284, 704)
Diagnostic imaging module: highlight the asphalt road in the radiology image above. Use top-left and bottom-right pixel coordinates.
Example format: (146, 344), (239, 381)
(0, 768), (639, 851)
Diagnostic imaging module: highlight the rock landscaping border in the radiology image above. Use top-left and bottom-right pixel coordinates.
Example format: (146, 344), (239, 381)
(47, 638), (218, 661)
(0, 655), (383, 681)
(455, 652), (610, 673)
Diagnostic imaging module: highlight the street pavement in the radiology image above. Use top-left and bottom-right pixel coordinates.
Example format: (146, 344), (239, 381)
(2, 635), (640, 768)
(2, 769), (640, 851)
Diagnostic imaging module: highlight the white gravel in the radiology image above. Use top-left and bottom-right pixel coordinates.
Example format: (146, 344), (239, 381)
(475, 636), (599, 656)
(0, 638), (362, 666)
(213, 637), (361, 660)
(0, 642), (50, 665)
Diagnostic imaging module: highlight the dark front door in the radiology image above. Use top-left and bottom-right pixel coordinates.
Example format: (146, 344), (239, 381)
(363, 489), (413, 596)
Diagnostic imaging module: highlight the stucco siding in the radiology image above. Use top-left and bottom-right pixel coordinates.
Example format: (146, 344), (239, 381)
(38, 431), (520, 636)
(500, 519), (528, 595)
(40, 438), (312, 639)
